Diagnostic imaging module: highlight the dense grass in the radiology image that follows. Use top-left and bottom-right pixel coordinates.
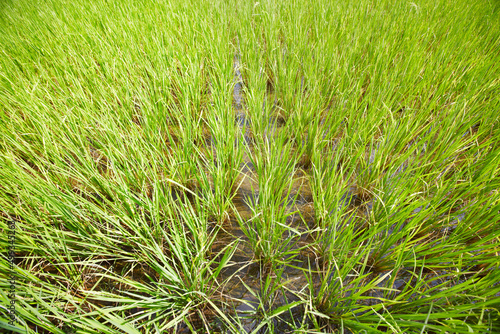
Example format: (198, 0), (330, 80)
(1, 0), (499, 333)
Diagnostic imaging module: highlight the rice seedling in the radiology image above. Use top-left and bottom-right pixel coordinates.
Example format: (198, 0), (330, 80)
(1, 0), (499, 332)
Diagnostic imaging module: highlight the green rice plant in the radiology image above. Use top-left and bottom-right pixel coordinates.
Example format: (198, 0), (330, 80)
(1, 0), (500, 332)
(234, 130), (308, 266)
(309, 135), (363, 258)
(233, 263), (305, 334)
(0, 150), (240, 332)
(200, 54), (244, 222)
(299, 135), (500, 332)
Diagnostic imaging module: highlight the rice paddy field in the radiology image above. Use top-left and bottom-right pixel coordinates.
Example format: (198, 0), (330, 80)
(1, 0), (500, 332)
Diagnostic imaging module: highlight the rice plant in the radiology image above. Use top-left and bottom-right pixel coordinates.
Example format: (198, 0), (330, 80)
(1, 0), (499, 332)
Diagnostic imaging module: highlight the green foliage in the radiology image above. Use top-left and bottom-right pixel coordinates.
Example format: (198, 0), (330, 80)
(1, 0), (499, 332)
